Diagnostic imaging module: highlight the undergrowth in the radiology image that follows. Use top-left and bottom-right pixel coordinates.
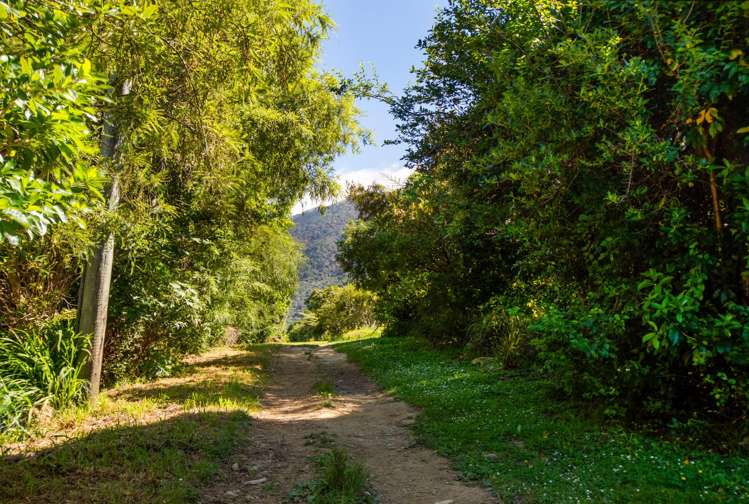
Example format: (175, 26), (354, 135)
(0, 346), (268, 503)
(0, 320), (89, 438)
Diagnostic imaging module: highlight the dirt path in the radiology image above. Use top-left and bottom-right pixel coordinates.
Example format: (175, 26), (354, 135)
(202, 345), (496, 503)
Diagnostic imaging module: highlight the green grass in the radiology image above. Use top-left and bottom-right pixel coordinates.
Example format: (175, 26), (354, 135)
(0, 321), (89, 438)
(335, 337), (749, 504)
(283, 326), (382, 346)
(0, 346), (269, 504)
(337, 327), (382, 342)
(286, 448), (375, 504)
(313, 379), (337, 398)
(313, 379), (337, 408)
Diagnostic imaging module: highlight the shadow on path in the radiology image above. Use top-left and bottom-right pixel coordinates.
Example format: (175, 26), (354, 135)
(202, 346), (495, 504)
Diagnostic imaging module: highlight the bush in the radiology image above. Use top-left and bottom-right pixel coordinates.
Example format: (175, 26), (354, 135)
(103, 225), (301, 383)
(0, 319), (89, 435)
(288, 284), (378, 341)
(468, 299), (532, 368)
(340, 0), (749, 426)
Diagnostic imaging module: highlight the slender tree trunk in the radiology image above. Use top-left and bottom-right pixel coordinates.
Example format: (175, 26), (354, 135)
(709, 171), (722, 234)
(78, 80), (130, 403)
(702, 145), (722, 235)
(79, 183), (119, 401)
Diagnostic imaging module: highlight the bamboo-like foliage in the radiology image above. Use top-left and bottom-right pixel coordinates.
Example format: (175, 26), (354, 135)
(0, 0), (366, 421)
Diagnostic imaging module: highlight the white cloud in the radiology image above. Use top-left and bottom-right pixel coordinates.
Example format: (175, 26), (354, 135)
(340, 164), (412, 189)
(292, 164), (411, 215)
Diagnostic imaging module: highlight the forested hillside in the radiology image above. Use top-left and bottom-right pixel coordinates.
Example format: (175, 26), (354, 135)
(289, 200), (357, 321)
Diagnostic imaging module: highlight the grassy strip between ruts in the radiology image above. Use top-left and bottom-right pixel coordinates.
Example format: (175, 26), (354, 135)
(335, 336), (749, 504)
(0, 346), (269, 504)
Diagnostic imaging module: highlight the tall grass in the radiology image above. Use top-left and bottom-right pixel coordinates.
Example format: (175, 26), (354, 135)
(287, 448), (375, 504)
(0, 378), (40, 434)
(0, 321), (89, 436)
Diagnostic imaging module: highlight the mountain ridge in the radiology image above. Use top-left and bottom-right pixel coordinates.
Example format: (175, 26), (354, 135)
(288, 200), (358, 321)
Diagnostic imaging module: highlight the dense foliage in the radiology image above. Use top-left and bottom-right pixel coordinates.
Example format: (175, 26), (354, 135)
(0, 0), (104, 244)
(88, 0), (362, 382)
(340, 0), (749, 427)
(289, 200), (357, 321)
(0, 320), (88, 436)
(1, 0), (362, 429)
(289, 284), (378, 341)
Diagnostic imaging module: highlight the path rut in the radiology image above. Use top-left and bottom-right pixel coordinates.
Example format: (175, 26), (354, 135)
(201, 345), (495, 503)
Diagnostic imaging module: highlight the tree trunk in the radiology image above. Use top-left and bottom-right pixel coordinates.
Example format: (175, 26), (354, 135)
(79, 182), (119, 401)
(702, 145), (722, 235)
(78, 80), (130, 403)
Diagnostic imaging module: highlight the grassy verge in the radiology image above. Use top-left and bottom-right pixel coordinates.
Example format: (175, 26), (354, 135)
(0, 346), (269, 503)
(335, 337), (749, 503)
(284, 326), (383, 346)
(336, 327), (382, 342)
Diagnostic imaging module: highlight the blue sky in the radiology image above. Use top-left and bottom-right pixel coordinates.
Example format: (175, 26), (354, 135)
(295, 0), (447, 212)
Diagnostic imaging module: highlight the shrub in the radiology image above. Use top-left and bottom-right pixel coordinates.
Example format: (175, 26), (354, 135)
(341, 0), (749, 426)
(103, 226), (301, 383)
(468, 299), (532, 368)
(288, 284), (378, 341)
(0, 319), (89, 434)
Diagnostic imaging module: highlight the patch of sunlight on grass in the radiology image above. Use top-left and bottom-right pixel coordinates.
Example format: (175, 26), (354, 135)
(0, 346), (270, 504)
(338, 326), (382, 342)
(276, 327), (382, 347)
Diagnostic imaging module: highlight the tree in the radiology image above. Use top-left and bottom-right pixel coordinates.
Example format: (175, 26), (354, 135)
(0, 0), (104, 245)
(76, 0), (364, 390)
(342, 0), (749, 423)
(77, 79), (130, 401)
(1, 0), (366, 397)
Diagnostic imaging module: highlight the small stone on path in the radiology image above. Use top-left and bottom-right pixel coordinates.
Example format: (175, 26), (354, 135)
(245, 477), (268, 485)
(232, 462), (240, 471)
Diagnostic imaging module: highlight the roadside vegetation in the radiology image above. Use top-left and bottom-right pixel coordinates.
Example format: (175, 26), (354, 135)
(0, 319), (89, 438)
(337, 336), (749, 503)
(2, 0), (748, 502)
(288, 284), (379, 342)
(0, 346), (268, 503)
(1, 0), (366, 435)
(340, 0), (749, 440)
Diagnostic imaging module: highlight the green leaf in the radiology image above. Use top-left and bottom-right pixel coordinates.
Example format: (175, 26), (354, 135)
(19, 57), (32, 75)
